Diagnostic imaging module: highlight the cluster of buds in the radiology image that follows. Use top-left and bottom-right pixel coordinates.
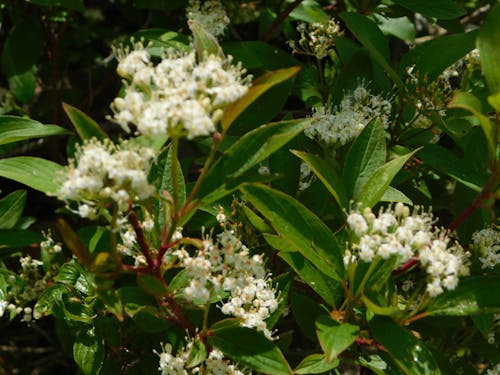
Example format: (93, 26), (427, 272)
(186, 0), (230, 37)
(288, 18), (343, 59)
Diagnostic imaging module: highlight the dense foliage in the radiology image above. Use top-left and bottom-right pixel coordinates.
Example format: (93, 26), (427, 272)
(0, 0), (499, 374)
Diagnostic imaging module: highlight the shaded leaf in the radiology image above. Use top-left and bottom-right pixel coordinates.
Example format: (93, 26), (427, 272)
(291, 150), (347, 209)
(221, 66), (300, 131)
(392, 0), (465, 20)
(369, 315), (441, 374)
(208, 321), (293, 375)
(427, 275), (500, 316)
(477, 3), (500, 97)
(62, 102), (108, 141)
(294, 353), (339, 374)
(0, 229), (43, 249)
(0, 190), (26, 229)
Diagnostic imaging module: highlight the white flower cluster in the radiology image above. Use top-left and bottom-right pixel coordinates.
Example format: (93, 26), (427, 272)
(186, 0), (230, 37)
(305, 85), (392, 147)
(174, 229), (278, 338)
(288, 18), (343, 59)
(487, 363), (500, 375)
(57, 139), (156, 215)
(117, 212), (158, 267)
(298, 161), (314, 191)
(471, 227), (500, 269)
(345, 203), (470, 297)
(111, 43), (250, 139)
(156, 342), (248, 375)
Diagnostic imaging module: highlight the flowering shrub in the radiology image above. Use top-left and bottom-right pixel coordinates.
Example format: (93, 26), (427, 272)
(0, 0), (499, 374)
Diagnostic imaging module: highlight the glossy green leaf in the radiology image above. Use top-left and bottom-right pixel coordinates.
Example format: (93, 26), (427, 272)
(208, 322), (293, 375)
(242, 184), (344, 281)
(343, 119), (386, 199)
(392, 0), (465, 20)
(0, 190), (26, 229)
(0, 115), (71, 145)
(291, 150), (348, 209)
(0, 229), (42, 249)
(369, 315), (441, 374)
(477, 3), (500, 97)
(198, 119), (309, 200)
(62, 102), (108, 141)
(289, 0), (329, 23)
(221, 66), (301, 131)
(294, 353), (339, 374)
(33, 283), (70, 319)
(133, 308), (174, 332)
(357, 149), (417, 208)
(189, 20), (224, 60)
(400, 31), (477, 80)
(243, 205), (273, 233)
(279, 251), (342, 307)
(316, 315), (359, 361)
(73, 326), (105, 375)
(54, 261), (89, 295)
(450, 91), (496, 161)
(186, 338), (207, 368)
(340, 13), (403, 89)
(426, 275), (500, 316)
(374, 15), (415, 42)
(0, 157), (63, 194)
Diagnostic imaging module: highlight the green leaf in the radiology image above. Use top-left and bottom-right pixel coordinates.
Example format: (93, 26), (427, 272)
(369, 315), (441, 374)
(316, 315), (359, 361)
(477, 3), (500, 96)
(0, 157), (63, 194)
(221, 66), (300, 131)
(294, 353), (339, 374)
(340, 12), (403, 89)
(198, 119), (309, 201)
(186, 338), (207, 368)
(357, 149), (418, 208)
(188, 20), (224, 60)
(243, 205), (273, 233)
(343, 119), (386, 199)
(417, 144), (485, 192)
(242, 184), (344, 281)
(118, 286), (155, 316)
(57, 219), (93, 267)
(291, 150), (348, 209)
(133, 307), (174, 332)
(0, 229), (43, 249)
(279, 251), (342, 307)
(374, 15), (415, 42)
(380, 186), (413, 205)
(0, 190), (26, 229)
(426, 275), (500, 316)
(73, 326), (105, 375)
(208, 321), (293, 375)
(392, 0), (465, 20)
(289, 0), (329, 23)
(400, 31), (477, 80)
(8, 68), (37, 103)
(54, 261), (89, 295)
(0, 115), (71, 145)
(450, 91), (496, 162)
(33, 284), (70, 319)
(137, 273), (169, 297)
(62, 102), (108, 141)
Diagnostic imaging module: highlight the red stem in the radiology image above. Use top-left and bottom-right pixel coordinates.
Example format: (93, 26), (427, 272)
(129, 211), (155, 268)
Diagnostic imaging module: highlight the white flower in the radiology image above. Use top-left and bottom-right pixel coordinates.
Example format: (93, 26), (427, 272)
(471, 227), (500, 269)
(110, 43), (250, 140)
(186, 0), (230, 37)
(56, 138), (156, 215)
(174, 228), (278, 338)
(346, 204), (469, 297)
(305, 84), (392, 147)
(288, 18), (343, 59)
